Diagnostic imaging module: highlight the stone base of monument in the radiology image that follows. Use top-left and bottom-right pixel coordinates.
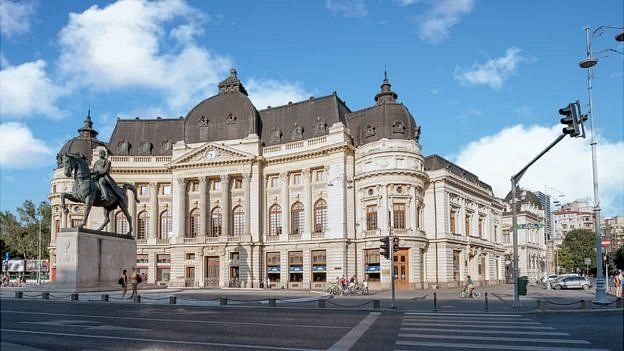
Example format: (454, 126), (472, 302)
(50, 228), (136, 292)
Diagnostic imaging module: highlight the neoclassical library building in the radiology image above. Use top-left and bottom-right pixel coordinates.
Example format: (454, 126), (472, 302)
(49, 69), (507, 290)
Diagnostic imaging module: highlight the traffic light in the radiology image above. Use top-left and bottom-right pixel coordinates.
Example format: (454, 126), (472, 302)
(380, 236), (390, 259)
(392, 236), (400, 252)
(559, 101), (585, 138)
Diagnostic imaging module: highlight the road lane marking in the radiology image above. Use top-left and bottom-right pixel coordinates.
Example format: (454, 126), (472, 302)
(327, 312), (381, 351)
(404, 312), (523, 317)
(402, 315), (532, 321)
(0, 329), (322, 351)
(401, 322), (554, 329)
(395, 341), (607, 351)
(402, 318), (541, 325)
(400, 327), (570, 336)
(1, 310), (351, 330)
(398, 334), (590, 344)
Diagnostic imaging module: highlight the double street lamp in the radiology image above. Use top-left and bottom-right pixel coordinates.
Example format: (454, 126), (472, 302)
(577, 25), (623, 305)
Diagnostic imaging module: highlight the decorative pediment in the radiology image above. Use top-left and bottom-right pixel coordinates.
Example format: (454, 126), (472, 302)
(168, 143), (254, 167)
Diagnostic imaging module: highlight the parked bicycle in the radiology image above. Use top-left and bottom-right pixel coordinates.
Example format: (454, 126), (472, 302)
(459, 288), (481, 298)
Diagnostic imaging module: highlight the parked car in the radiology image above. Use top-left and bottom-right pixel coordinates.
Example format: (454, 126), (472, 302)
(541, 274), (560, 288)
(551, 276), (592, 290)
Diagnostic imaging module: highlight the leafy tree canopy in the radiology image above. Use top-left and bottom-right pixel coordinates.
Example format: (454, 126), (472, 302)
(0, 200), (51, 260)
(558, 229), (596, 273)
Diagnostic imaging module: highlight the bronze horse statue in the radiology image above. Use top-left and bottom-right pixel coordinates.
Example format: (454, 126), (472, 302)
(60, 153), (138, 235)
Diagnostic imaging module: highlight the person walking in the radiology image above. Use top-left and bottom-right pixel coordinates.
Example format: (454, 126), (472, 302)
(614, 270), (622, 298)
(129, 268), (141, 299)
(119, 270), (128, 298)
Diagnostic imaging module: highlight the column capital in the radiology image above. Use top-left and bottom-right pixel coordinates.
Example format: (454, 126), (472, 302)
(199, 176), (209, 184)
(176, 178), (187, 185)
(279, 172), (288, 179)
(301, 168), (311, 176)
(220, 174), (229, 182)
(149, 182), (158, 189)
(242, 173), (252, 181)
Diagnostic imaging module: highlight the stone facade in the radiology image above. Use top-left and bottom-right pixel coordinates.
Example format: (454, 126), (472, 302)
(48, 71), (505, 290)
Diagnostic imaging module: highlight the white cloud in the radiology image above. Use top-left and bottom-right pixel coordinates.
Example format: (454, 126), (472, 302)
(246, 79), (311, 110)
(0, 0), (37, 38)
(454, 47), (529, 90)
(396, 0), (422, 6)
(57, 0), (232, 111)
(0, 122), (53, 169)
(417, 0), (474, 43)
(454, 124), (624, 215)
(457, 106), (481, 120)
(325, 0), (367, 18)
(0, 60), (67, 118)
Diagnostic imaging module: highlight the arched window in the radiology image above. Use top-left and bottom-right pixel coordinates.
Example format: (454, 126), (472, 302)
(269, 204), (282, 236)
(159, 210), (172, 240)
(232, 206), (244, 237)
(137, 211), (149, 240)
(188, 208), (199, 238)
(115, 211), (128, 234)
(211, 207), (222, 237)
(291, 202), (304, 235)
(313, 199), (327, 233)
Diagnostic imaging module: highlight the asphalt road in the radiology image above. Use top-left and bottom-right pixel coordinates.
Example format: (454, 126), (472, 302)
(1, 298), (622, 351)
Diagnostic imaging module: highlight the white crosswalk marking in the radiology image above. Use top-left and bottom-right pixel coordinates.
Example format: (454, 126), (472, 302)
(395, 313), (606, 351)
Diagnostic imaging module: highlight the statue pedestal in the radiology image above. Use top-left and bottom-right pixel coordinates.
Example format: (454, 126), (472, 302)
(55, 228), (136, 291)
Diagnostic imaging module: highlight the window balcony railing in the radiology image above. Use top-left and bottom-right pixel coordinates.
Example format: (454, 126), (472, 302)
(136, 239), (147, 245)
(289, 234), (302, 241)
(184, 237), (196, 244)
(156, 238), (169, 245)
(365, 229), (379, 237)
(206, 236), (220, 243)
(311, 232), (325, 239)
(266, 235), (280, 242)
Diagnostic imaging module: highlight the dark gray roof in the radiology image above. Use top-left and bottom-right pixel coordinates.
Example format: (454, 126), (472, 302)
(504, 188), (544, 210)
(424, 155), (493, 192)
(259, 93), (350, 146)
(108, 117), (184, 156)
(57, 111), (109, 167)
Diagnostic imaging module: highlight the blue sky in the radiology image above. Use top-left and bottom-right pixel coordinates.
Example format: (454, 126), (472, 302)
(1, 0), (623, 216)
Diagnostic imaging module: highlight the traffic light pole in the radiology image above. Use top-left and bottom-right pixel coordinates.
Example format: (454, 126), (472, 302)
(511, 133), (565, 308)
(389, 211), (396, 309)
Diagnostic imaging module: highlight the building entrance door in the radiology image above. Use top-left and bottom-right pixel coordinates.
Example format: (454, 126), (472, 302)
(205, 256), (220, 288)
(185, 266), (195, 287)
(393, 248), (409, 290)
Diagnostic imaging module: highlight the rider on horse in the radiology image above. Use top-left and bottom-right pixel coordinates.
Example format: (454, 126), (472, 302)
(91, 150), (121, 201)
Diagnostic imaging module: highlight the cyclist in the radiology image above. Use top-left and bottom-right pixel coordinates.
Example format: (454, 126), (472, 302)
(464, 275), (475, 297)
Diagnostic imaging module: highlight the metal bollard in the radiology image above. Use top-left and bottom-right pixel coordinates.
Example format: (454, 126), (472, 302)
(70, 293), (79, 301)
(15, 291), (23, 299)
(268, 298), (276, 307)
(169, 296), (177, 304)
(580, 300), (587, 310)
(42, 292), (50, 300)
(133, 295), (141, 303)
(101, 294), (109, 302)
(433, 292), (438, 312)
(484, 292), (489, 312)
(373, 300), (381, 309)
(318, 299), (326, 308)
(219, 297), (227, 305)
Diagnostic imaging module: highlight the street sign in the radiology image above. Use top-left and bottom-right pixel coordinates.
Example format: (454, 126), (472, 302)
(601, 239), (611, 247)
(584, 258), (591, 265)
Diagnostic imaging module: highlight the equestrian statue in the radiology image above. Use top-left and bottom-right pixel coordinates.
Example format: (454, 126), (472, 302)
(60, 150), (139, 236)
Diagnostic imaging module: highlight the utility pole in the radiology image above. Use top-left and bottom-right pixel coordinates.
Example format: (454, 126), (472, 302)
(389, 210), (396, 309)
(37, 213), (42, 285)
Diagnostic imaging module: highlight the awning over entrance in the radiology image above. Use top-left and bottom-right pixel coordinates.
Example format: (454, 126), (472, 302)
(365, 264), (380, 272)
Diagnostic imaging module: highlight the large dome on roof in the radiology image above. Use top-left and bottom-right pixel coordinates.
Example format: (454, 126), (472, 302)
(56, 111), (109, 168)
(184, 69), (260, 144)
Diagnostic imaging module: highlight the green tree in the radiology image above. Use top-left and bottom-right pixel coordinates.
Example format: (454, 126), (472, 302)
(613, 246), (624, 271)
(0, 200), (51, 260)
(557, 229), (596, 273)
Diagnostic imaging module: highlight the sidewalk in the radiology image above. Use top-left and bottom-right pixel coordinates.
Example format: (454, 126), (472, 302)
(2, 283), (621, 313)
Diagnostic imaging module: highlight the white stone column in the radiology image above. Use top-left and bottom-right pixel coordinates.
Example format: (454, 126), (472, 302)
(199, 177), (208, 238)
(303, 169), (312, 238)
(280, 172), (289, 239)
(128, 182), (136, 237)
(380, 184), (389, 235)
(220, 175), (230, 237)
(243, 173), (251, 236)
(409, 186), (417, 233)
(176, 178), (187, 241)
(61, 209), (67, 229)
(149, 182), (159, 242)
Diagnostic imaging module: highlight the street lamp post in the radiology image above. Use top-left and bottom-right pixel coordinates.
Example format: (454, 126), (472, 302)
(37, 209), (42, 285)
(578, 25), (623, 305)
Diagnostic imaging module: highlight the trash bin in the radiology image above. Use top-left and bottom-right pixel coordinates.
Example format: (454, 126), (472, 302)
(518, 276), (528, 296)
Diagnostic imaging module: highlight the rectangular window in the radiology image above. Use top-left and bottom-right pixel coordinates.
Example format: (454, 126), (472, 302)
(136, 254), (148, 264)
(494, 225), (498, 242)
(366, 205), (378, 230)
(266, 252), (280, 284)
(288, 251), (303, 281)
(138, 184), (149, 196)
(55, 220), (60, 234)
(161, 184), (171, 195)
(365, 249), (380, 282)
(478, 216), (484, 238)
(450, 210), (457, 233)
(212, 180), (221, 191)
(71, 219), (81, 228)
(230, 252), (240, 260)
(393, 203), (406, 229)
(503, 230), (510, 244)
(156, 268), (170, 281)
(465, 214), (472, 236)
(186, 253), (195, 260)
(233, 178), (242, 189)
(311, 249), (327, 282)
(190, 181), (199, 192)
(292, 173), (302, 185)
(453, 251), (461, 282)
(157, 254), (171, 264)
(270, 176), (279, 188)
(314, 170), (325, 182)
